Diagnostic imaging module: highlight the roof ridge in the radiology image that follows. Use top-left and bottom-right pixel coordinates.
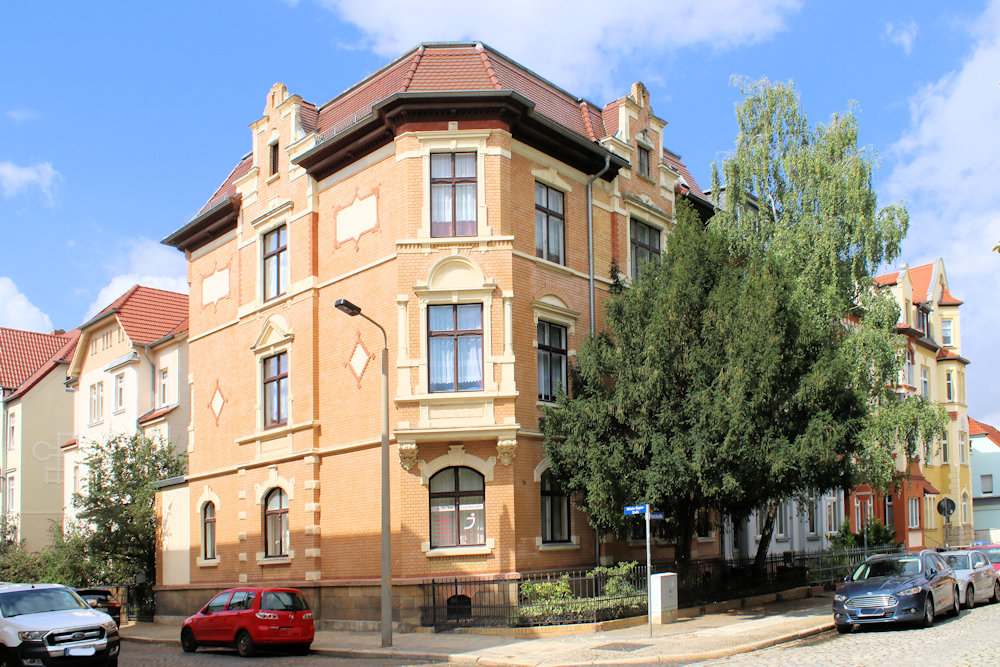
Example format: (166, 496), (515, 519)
(400, 45), (425, 93)
(474, 42), (502, 90)
(579, 101), (597, 141)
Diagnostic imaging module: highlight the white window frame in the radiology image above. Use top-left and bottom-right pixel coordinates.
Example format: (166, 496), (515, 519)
(159, 368), (169, 407)
(920, 367), (930, 398)
(959, 432), (968, 464)
(88, 382), (104, 425)
(411, 131), (495, 240)
(908, 497), (920, 529)
(113, 373), (125, 413)
(983, 474), (994, 495)
(941, 319), (953, 346)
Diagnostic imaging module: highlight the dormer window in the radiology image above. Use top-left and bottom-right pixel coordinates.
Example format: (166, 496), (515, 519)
(637, 146), (650, 178)
(916, 308), (930, 337)
(269, 142), (279, 176)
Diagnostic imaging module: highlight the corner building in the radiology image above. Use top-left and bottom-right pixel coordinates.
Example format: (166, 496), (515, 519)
(157, 42), (715, 627)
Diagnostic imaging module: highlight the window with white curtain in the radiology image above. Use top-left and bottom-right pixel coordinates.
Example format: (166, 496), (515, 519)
(428, 304), (483, 392)
(430, 153), (477, 237)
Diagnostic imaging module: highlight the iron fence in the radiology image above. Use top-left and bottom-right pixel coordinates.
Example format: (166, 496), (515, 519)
(421, 545), (902, 630)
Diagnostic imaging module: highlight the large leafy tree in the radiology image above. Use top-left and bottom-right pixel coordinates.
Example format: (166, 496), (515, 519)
(709, 78), (944, 561)
(72, 433), (186, 584)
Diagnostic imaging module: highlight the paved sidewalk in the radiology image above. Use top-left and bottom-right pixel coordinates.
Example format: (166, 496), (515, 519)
(120, 593), (835, 666)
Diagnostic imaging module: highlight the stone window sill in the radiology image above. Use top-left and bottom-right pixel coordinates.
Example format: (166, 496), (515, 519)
(421, 538), (495, 557)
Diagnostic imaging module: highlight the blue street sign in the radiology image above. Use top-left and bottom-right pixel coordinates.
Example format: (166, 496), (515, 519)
(624, 504), (648, 516)
(650, 511), (664, 520)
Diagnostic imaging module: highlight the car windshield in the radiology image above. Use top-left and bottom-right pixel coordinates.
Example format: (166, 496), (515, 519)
(982, 548), (1000, 564)
(0, 589), (88, 618)
(261, 591), (309, 612)
(945, 554), (971, 570)
(853, 557), (921, 580)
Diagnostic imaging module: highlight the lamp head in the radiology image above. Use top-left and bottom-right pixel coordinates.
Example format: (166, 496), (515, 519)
(335, 298), (362, 317)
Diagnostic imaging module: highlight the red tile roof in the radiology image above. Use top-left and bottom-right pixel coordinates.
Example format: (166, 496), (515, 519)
(873, 272), (898, 287)
(938, 285), (963, 306)
(908, 263), (934, 303)
(138, 404), (178, 424)
(82, 285), (189, 346)
(936, 347), (969, 363)
(970, 418), (1000, 448)
(0, 327), (73, 391)
(663, 149), (710, 204)
(6, 330), (79, 401)
(197, 154), (253, 216)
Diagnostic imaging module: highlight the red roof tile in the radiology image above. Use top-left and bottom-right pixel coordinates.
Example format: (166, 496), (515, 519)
(6, 330), (79, 401)
(198, 154), (253, 217)
(0, 327), (72, 391)
(82, 285), (189, 346)
(939, 285), (963, 306)
(908, 263), (934, 303)
(873, 271), (899, 286)
(662, 149), (709, 204)
(138, 404), (178, 424)
(970, 418), (1000, 448)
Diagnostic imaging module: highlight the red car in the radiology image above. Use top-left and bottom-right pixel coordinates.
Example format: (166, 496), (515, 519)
(980, 545), (1000, 572)
(180, 587), (313, 657)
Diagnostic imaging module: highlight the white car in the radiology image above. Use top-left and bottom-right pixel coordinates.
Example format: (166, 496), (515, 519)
(0, 583), (120, 666)
(941, 549), (1000, 608)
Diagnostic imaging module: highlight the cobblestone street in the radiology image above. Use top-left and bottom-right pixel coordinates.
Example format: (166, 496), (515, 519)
(118, 642), (448, 666)
(700, 597), (1000, 666)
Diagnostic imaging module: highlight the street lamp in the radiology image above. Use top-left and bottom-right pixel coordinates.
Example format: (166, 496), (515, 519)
(334, 298), (392, 648)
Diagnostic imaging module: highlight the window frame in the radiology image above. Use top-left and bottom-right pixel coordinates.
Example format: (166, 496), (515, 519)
(430, 152), (477, 238)
(427, 304), (484, 393)
(202, 502), (217, 561)
(428, 466), (486, 548)
(637, 146), (650, 178)
(630, 218), (661, 280)
(908, 497), (920, 529)
(983, 474), (994, 495)
(540, 470), (570, 544)
(113, 373), (125, 412)
(941, 318), (953, 346)
(920, 367), (930, 399)
(263, 488), (289, 557)
(534, 182), (565, 265)
(942, 431), (949, 463)
(537, 321), (567, 403)
(960, 432), (968, 464)
(159, 368), (169, 407)
(946, 371), (954, 402)
(262, 352), (289, 429)
(262, 225), (289, 302)
(269, 141), (279, 177)
(88, 382), (104, 424)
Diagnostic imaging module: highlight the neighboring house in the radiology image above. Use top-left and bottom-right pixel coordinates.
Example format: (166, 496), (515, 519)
(156, 41), (714, 626)
(62, 286), (189, 526)
(0, 327), (78, 549)
(849, 260), (972, 549)
(970, 417), (1000, 542)
(723, 492), (847, 559)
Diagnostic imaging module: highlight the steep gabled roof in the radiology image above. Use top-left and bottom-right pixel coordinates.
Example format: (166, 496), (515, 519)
(0, 327), (72, 391)
(196, 154), (253, 217)
(908, 263), (934, 304)
(873, 272), (899, 287)
(971, 418), (1000, 448)
(6, 330), (80, 401)
(79, 285), (189, 346)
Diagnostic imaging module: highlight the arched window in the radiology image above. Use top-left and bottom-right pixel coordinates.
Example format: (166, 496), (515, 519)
(540, 470), (570, 543)
(429, 467), (484, 547)
(264, 488), (289, 557)
(202, 502), (216, 560)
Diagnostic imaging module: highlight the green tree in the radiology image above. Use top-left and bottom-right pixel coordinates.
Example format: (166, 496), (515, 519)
(710, 78), (945, 563)
(541, 201), (734, 564)
(73, 433), (186, 584)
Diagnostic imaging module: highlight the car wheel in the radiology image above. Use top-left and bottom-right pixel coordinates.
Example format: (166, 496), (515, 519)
(992, 580), (1000, 604)
(236, 629), (256, 658)
(963, 584), (975, 610)
(920, 594), (935, 627)
(180, 627), (198, 653)
(835, 623), (853, 634)
(949, 587), (961, 617)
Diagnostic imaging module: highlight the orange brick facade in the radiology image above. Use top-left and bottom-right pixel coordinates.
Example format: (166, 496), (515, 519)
(156, 44), (718, 628)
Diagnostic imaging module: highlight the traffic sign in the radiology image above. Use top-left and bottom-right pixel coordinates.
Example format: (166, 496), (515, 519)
(650, 511), (664, 520)
(937, 497), (956, 517)
(624, 504), (648, 516)
(855, 484), (873, 501)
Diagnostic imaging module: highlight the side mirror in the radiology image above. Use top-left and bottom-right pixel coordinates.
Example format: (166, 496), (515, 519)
(87, 600), (99, 607)
(201, 607), (210, 615)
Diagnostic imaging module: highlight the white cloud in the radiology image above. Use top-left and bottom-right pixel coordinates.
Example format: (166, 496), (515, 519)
(0, 161), (59, 204)
(5, 109), (38, 122)
(84, 238), (189, 320)
(884, 20), (918, 54)
(0, 277), (54, 332)
(319, 0), (802, 97)
(886, 0), (1000, 427)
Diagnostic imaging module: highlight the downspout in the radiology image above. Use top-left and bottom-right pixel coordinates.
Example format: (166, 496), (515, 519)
(586, 155), (611, 566)
(586, 155), (612, 335)
(143, 344), (157, 418)
(1, 390), (7, 515)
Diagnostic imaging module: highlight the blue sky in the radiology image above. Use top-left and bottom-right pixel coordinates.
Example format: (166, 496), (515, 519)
(1, 0), (998, 424)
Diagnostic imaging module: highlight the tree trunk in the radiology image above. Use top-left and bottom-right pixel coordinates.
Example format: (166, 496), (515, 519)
(752, 499), (778, 577)
(674, 502), (697, 567)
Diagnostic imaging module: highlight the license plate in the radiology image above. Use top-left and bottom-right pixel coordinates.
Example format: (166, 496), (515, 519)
(858, 607), (884, 617)
(65, 646), (97, 656)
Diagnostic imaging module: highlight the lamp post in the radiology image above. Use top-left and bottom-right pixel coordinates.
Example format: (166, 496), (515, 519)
(335, 298), (392, 648)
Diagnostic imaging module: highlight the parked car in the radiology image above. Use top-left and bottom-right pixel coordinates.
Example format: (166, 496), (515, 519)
(76, 588), (122, 627)
(977, 545), (1000, 572)
(833, 550), (960, 633)
(940, 549), (1000, 608)
(180, 587), (313, 657)
(0, 583), (120, 666)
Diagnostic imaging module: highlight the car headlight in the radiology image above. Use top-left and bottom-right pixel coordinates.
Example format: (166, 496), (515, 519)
(102, 620), (119, 635)
(897, 586), (922, 596)
(18, 630), (47, 641)
(834, 594), (846, 602)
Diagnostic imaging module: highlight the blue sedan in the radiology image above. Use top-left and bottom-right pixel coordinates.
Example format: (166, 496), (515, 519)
(833, 550), (960, 633)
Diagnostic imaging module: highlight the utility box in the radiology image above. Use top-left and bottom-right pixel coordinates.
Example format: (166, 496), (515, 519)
(649, 572), (678, 624)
